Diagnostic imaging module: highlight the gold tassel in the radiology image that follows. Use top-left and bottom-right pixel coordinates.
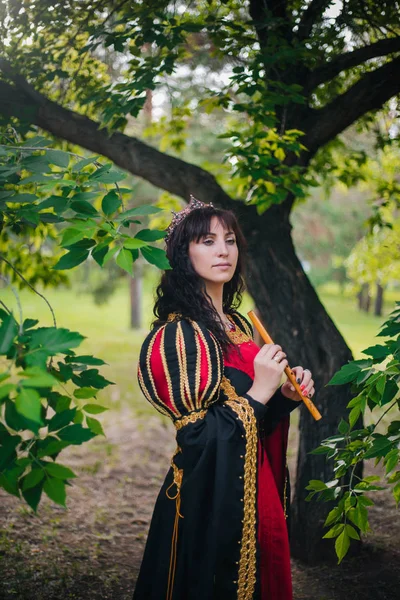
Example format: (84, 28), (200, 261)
(166, 448), (184, 600)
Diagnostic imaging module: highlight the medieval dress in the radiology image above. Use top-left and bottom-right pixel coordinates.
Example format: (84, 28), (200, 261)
(133, 310), (300, 600)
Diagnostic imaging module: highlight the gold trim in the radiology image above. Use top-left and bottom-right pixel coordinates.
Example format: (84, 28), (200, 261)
(193, 323), (214, 404)
(138, 365), (171, 417)
(174, 409), (207, 430)
(231, 312), (253, 339)
(175, 322), (191, 412)
(226, 315), (252, 344)
(222, 376), (257, 600)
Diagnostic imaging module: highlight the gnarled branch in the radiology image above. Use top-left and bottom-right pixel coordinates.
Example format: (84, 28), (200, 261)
(307, 36), (400, 90)
(302, 54), (400, 153)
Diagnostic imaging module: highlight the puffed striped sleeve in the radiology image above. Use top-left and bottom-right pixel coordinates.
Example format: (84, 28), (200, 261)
(137, 318), (224, 421)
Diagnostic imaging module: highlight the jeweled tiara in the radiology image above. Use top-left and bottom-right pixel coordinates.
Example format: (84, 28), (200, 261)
(165, 194), (214, 243)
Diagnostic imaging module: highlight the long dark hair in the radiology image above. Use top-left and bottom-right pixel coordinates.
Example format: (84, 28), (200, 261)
(152, 205), (247, 353)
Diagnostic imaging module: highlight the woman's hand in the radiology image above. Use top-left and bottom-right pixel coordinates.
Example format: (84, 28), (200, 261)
(247, 344), (289, 405)
(281, 366), (315, 402)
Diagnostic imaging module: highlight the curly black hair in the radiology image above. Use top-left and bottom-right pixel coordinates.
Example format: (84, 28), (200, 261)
(152, 205), (247, 353)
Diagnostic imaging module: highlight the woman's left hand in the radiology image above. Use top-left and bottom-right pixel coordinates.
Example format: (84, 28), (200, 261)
(281, 366), (315, 402)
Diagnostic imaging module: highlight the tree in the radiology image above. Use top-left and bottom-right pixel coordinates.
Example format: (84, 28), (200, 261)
(1, 0), (400, 561)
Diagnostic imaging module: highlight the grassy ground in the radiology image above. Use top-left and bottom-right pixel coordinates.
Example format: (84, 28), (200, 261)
(0, 278), (399, 599)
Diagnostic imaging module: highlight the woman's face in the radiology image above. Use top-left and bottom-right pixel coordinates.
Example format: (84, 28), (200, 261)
(188, 216), (239, 285)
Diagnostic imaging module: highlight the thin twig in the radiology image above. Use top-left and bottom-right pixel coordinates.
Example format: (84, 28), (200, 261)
(0, 255), (57, 328)
(0, 274), (24, 334)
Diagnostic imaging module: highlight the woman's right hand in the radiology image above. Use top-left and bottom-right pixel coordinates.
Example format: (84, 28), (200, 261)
(247, 344), (288, 405)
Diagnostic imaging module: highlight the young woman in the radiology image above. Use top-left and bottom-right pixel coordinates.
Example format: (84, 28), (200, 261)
(133, 196), (315, 600)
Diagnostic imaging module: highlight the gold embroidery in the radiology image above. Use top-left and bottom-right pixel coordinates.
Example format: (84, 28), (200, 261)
(174, 409), (207, 430)
(226, 314), (252, 344)
(283, 463), (288, 520)
(231, 312), (253, 339)
(194, 328), (201, 409)
(222, 376), (257, 600)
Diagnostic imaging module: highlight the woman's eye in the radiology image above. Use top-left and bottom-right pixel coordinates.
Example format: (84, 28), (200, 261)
(227, 238), (236, 244)
(203, 239), (213, 245)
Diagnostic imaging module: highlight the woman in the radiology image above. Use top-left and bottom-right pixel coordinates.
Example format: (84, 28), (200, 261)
(134, 196), (315, 600)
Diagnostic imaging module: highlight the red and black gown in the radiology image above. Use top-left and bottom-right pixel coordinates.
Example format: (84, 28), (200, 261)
(133, 310), (300, 600)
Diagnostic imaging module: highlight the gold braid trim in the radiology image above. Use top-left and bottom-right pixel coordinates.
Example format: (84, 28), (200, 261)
(174, 409), (207, 430)
(165, 446), (184, 600)
(221, 377), (257, 600)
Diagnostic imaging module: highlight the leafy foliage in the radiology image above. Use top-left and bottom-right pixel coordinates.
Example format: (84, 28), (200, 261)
(0, 132), (169, 510)
(307, 302), (400, 563)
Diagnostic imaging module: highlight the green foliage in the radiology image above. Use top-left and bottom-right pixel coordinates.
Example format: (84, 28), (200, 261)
(307, 302), (400, 563)
(0, 131), (169, 510)
(0, 136), (169, 275)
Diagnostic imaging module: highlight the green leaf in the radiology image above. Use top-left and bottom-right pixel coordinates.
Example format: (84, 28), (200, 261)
(30, 327), (85, 353)
(45, 150), (70, 168)
(381, 379), (399, 406)
(324, 507), (342, 527)
(349, 405), (361, 429)
(115, 205), (162, 221)
(135, 228), (166, 242)
(19, 367), (58, 388)
(15, 388), (42, 424)
(22, 468), (45, 491)
(82, 403), (108, 414)
(338, 419), (349, 434)
(73, 387), (97, 399)
(347, 503), (370, 532)
(70, 200), (99, 216)
(116, 248), (134, 274)
(344, 524), (360, 540)
(71, 156), (100, 172)
(53, 249), (89, 270)
(0, 314), (18, 354)
(0, 383), (15, 400)
(44, 462), (77, 479)
(141, 246), (170, 270)
(362, 344), (390, 360)
(306, 479), (327, 491)
(123, 238), (148, 249)
(335, 529), (350, 564)
(22, 482), (43, 512)
(65, 355), (106, 366)
(43, 476), (66, 507)
(8, 193), (38, 203)
(101, 190), (121, 215)
(47, 408), (77, 432)
(328, 362), (365, 386)
(36, 439), (69, 458)
(86, 416), (105, 436)
(58, 424), (96, 444)
(60, 227), (88, 247)
(323, 523), (344, 538)
(364, 436), (393, 459)
(384, 448), (399, 474)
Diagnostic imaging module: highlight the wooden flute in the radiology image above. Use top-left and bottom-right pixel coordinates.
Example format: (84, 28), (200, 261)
(247, 310), (322, 421)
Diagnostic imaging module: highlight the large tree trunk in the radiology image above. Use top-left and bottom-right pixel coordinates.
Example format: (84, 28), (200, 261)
(241, 202), (362, 563)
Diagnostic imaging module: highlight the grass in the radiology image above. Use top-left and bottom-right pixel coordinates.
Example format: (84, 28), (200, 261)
(1, 275), (398, 416)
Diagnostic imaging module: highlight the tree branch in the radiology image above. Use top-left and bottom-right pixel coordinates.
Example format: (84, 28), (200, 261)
(0, 71), (240, 213)
(307, 36), (400, 90)
(302, 54), (400, 154)
(296, 0), (331, 41)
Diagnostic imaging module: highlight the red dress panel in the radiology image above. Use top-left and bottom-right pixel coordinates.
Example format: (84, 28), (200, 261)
(225, 340), (293, 600)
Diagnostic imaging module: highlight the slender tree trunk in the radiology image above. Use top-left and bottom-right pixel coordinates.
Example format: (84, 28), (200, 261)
(130, 264), (142, 329)
(374, 282), (384, 317)
(240, 203), (362, 563)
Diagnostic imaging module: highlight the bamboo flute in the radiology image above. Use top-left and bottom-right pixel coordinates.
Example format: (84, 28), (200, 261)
(248, 310), (322, 421)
